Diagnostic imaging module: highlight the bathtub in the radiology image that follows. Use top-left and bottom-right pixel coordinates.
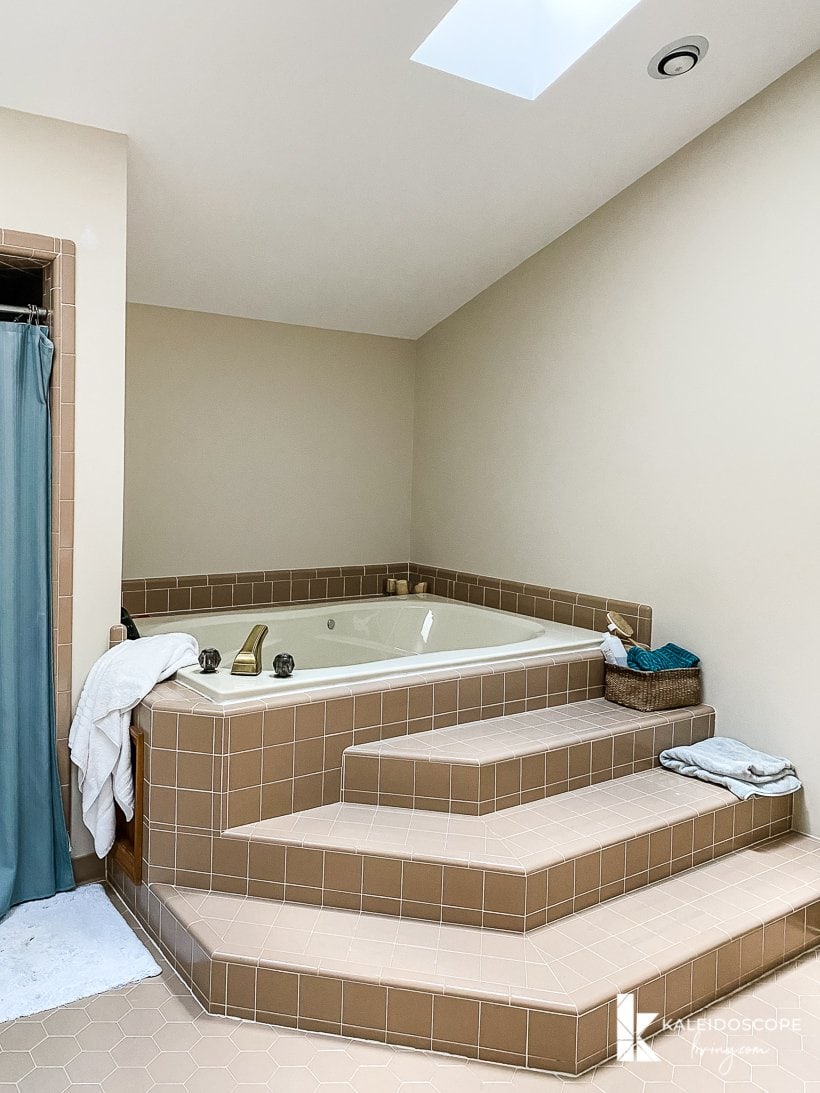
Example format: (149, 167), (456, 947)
(137, 594), (602, 703)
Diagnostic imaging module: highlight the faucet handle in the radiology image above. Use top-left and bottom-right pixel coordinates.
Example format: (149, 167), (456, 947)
(198, 648), (222, 674)
(273, 652), (295, 678)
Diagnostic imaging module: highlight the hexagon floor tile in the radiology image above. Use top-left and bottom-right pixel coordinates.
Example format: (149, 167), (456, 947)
(0, 894), (818, 1093)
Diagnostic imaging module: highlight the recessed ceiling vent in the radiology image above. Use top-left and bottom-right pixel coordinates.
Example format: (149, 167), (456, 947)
(649, 36), (709, 79)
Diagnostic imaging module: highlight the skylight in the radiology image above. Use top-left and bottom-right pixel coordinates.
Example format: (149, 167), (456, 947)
(411, 0), (642, 101)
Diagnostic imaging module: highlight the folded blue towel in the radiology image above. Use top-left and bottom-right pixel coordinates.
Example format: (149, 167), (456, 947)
(660, 737), (801, 799)
(626, 643), (699, 672)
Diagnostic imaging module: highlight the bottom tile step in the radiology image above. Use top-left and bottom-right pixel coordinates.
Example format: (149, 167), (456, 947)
(129, 834), (820, 1074)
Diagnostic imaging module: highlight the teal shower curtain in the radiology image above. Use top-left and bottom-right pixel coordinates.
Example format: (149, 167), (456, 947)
(0, 321), (74, 918)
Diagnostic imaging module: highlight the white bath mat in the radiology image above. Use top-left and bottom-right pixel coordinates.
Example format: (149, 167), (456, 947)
(0, 884), (161, 1021)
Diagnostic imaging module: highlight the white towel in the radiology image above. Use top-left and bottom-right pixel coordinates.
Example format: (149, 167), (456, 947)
(69, 634), (199, 857)
(660, 737), (801, 800)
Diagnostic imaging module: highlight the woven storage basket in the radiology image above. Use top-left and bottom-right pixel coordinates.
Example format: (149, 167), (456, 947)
(604, 663), (701, 712)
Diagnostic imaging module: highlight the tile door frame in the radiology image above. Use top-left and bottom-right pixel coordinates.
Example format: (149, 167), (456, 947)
(0, 229), (76, 820)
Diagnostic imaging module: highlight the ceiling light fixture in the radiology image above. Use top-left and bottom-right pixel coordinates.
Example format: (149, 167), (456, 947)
(648, 36), (709, 79)
(411, 0), (643, 101)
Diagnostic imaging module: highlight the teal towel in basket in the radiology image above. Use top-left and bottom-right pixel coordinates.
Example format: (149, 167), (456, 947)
(626, 643), (699, 672)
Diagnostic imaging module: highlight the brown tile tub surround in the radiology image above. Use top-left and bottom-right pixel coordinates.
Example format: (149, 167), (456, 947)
(1, 231), (76, 818)
(132, 648), (606, 889)
(410, 564), (653, 646)
(122, 561), (652, 645)
(106, 552), (820, 1076)
(108, 619), (819, 1073)
(122, 563), (412, 617)
(109, 834), (820, 1075)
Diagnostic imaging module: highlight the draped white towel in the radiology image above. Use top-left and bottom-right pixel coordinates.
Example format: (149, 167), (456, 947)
(69, 634), (199, 857)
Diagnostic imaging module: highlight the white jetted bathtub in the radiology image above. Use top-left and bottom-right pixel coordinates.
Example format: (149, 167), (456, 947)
(138, 594), (601, 703)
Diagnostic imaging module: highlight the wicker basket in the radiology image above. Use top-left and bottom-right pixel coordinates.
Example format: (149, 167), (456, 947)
(604, 663), (701, 712)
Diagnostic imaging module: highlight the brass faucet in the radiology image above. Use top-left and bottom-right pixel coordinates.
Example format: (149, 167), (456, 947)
(230, 624), (268, 676)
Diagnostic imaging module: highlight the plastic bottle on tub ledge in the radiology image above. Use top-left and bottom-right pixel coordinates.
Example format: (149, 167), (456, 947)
(600, 633), (628, 666)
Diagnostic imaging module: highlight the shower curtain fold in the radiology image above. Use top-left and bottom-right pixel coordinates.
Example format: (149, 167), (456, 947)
(0, 321), (74, 919)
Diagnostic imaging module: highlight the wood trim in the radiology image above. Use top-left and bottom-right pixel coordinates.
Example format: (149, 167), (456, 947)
(113, 725), (144, 885)
(72, 852), (106, 886)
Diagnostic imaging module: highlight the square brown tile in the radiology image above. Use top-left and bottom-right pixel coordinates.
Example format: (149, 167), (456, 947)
(286, 846), (324, 888)
(433, 995), (479, 1048)
(414, 761), (451, 801)
(528, 1010), (578, 1071)
(256, 967), (298, 1018)
(479, 1001), (527, 1057)
(300, 975), (342, 1023)
(387, 988), (433, 1040)
(443, 866), (484, 910)
(364, 856), (403, 899)
(402, 862), (443, 905)
(342, 981), (387, 1033)
(325, 852), (363, 895)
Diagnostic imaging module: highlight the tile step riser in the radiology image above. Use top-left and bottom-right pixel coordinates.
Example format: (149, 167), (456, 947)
(140, 651), (608, 837)
(149, 801), (792, 931)
(341, 710), (714, 815)
(115, 865), (820, 1075)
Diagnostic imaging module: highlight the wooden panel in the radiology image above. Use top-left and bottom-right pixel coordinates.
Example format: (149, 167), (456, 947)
(113, 725), (144, 884)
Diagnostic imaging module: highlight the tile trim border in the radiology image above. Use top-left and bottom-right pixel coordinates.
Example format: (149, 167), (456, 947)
(122, 563), (412, 617)
(122, 562), (652, 645)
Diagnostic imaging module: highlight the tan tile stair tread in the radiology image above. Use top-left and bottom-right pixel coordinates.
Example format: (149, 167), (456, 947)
(224, 767), (742, 872)
(156, 833), (820, 1014)
(345, 698), (714, 765)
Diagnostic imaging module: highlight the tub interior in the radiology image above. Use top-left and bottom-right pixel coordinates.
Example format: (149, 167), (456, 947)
(137, 595), (602, 702)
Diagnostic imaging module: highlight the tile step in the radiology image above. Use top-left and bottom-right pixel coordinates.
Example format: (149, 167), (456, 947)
(146, 833), (820, 1074)
(341, 698), (714, 814)
(220, 769), (793, 930)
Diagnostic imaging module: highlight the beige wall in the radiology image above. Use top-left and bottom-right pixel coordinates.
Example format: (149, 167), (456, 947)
(0, 107), (128, 854)
(124, 305), (415, 577)
(412, 56), (820, 832)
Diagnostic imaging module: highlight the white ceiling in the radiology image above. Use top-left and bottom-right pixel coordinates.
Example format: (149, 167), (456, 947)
(0, 1), (817, 338)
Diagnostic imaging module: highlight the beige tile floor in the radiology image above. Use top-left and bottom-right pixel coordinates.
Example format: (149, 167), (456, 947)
(0, 892), (818, 1093)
